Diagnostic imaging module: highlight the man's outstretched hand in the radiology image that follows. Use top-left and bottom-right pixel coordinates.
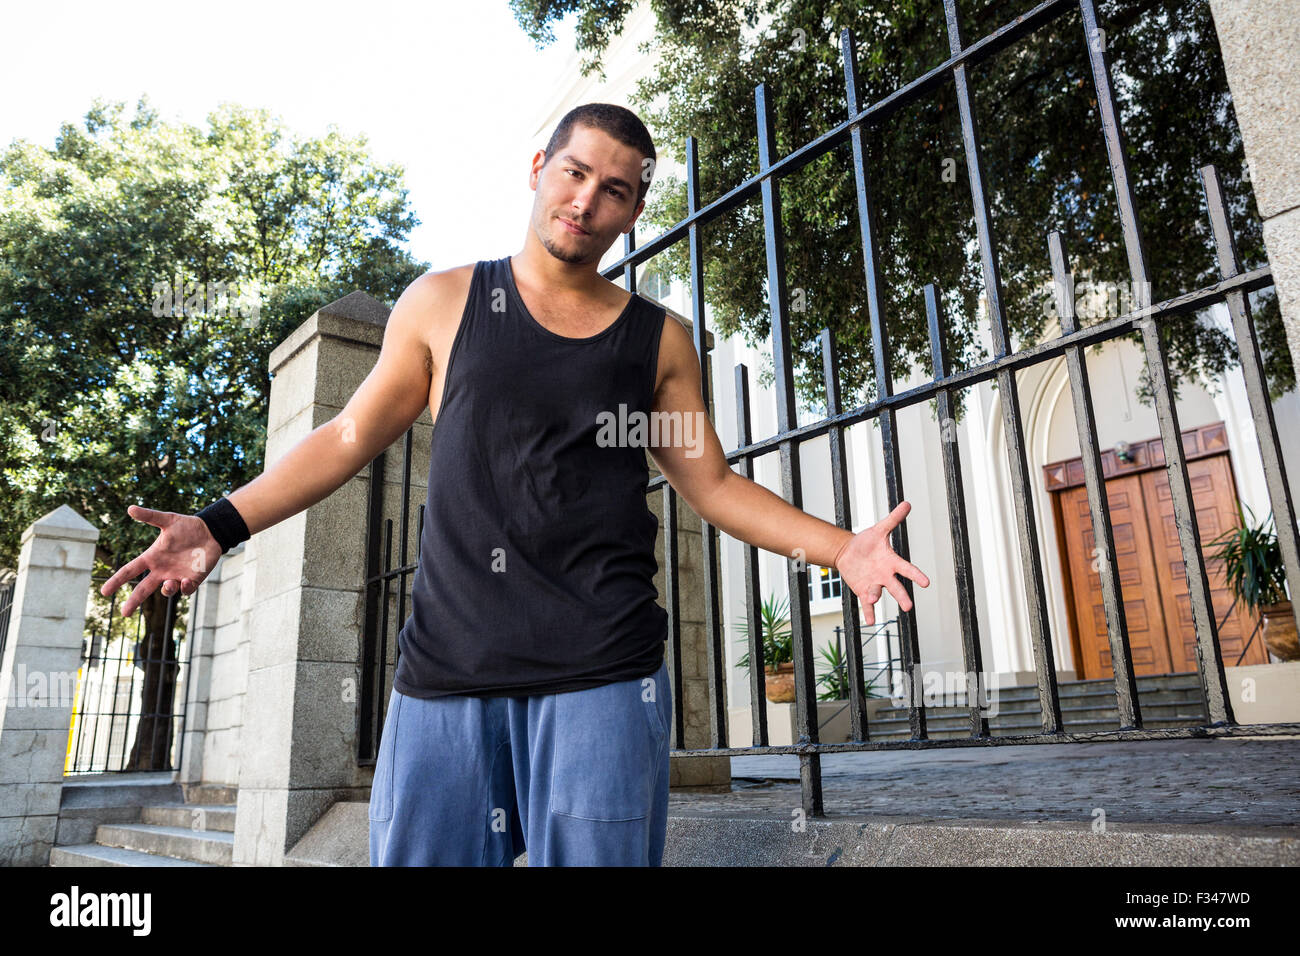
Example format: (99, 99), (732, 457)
(99, 505), (224, 617)
(833, 500), (931, 626)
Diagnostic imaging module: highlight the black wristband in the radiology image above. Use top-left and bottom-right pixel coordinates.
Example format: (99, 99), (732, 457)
(196, 497), (251, 554)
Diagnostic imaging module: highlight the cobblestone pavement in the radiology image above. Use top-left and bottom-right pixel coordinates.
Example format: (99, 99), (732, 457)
(668, 737), (1300, 829)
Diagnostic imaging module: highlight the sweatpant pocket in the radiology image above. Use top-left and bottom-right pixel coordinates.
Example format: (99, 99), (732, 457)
(368, 689), (403, 823)
(549, 671), (663, 822)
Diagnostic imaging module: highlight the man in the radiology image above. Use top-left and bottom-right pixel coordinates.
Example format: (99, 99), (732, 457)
(100, 103), (930, 866)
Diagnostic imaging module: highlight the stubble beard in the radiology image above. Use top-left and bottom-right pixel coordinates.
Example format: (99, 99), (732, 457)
(537, 209), (595, 264)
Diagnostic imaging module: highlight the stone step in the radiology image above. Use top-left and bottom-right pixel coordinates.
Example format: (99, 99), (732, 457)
(50, 843), (218, 867)
(874, 673), (1206, 692)
(141, 803), (237, 833)
(60, 772), (183, 808)
(875, 683), (1206, 705)
(869, 714), (1208, 739)
(873, 699), (1208, 723)
(875, 691), (1206, 710)
(180, 782), (238, 806)
(871, 713), (1208, 729)
(94, 822), (234, 866)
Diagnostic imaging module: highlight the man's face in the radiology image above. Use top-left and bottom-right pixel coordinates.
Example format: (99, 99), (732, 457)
(528, 123), (648, 265)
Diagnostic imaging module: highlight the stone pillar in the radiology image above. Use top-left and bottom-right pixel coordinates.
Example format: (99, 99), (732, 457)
(0, 505), (99, 866)
(1210, 0), (1300, 375)
(232, 291), (399, 865)
(647, 310), (731, 792)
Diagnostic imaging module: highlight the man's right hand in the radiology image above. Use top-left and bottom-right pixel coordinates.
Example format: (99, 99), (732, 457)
(99, 505), (225, 617)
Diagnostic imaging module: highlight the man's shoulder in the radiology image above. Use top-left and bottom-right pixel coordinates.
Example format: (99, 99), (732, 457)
(399, 263), (477, 323)
(652, 309), (697, 391)
(412, 262), (477, 300)
(387, 265), (478, 350)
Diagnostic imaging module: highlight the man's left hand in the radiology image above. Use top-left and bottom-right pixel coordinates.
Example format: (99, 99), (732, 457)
(833, 500), (931, 626)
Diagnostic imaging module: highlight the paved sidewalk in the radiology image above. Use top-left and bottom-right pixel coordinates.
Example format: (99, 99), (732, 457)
(669, 737), (1300, 829)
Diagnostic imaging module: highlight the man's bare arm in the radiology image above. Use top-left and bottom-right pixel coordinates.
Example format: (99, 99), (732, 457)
(646, 315), (929, 623)
(226, 273), (444, 536)
(101, 269), (455, 615)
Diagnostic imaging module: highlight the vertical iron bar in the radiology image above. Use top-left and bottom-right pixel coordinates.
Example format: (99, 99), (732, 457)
(359, 450), (385, 762)
(174, 603), (190, 778)
(819, 327), (869, 741)
(119, 608), (142, 770)
(377, 519), (394, 738)
(686, 136), (728, 748)
(842, 27), (926, 739)
(624, 229), (637, 292)
(886, 625), (895, 694)
(924, 285), (990, 737)
(72, 556), (112, 773)
(88, 569), (120, 771)
(736, 364), (769, 746)
(395, 429), (413, 663)
(0, 574), (14, 662)
(1078, 0), (1232, 723)
(663, 485), (683, 750)
(1048, 232), (1142, 728)
(70, 633), (89, 772)
(148, 593), (176, 769)
(756, 81), (822, 817)
(942, 0), (1063, 733)
(1201, 164), (1300, 638)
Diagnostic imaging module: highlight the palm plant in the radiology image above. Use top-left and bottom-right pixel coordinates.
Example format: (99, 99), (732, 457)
(1208, 503), (1289, 612)
(734, 593), (793, 672)
(814, 640), (884, 702)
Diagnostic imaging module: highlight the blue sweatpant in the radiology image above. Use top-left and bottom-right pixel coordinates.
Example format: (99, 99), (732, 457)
(369, 657), (671, 866)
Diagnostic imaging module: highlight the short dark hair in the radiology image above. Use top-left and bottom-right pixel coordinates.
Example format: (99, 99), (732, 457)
(542, 103), (656, 204)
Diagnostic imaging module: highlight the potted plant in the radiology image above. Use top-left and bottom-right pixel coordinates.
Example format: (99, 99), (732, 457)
(734, 593), (796, 702)
(1207, 503), (1297, 661)
(814, 640), (884, 702)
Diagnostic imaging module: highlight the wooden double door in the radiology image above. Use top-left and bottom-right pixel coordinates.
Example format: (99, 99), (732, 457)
(1047, 422), (1269, 679)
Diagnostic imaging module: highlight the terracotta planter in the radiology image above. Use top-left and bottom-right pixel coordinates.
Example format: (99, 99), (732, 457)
(764, 662), (796, 703)
(1260, 602), (1299, 662)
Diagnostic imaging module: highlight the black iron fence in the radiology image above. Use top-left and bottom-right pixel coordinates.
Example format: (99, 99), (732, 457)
(353, 0), (1300, 813)
(604, 0), (1300, 817)
(0, 569), (15, 665)
(830, 621), (900, 700)
(66, 554), (191, 773)
(357, 431), (422, 764)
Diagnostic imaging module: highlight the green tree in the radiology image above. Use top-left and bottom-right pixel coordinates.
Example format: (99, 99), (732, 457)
(511, 0), (1291, 418)
(0, 96), (427, 769)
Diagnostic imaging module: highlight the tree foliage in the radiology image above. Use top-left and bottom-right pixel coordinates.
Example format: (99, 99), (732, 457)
(511, 0), (1291, 418)
(0, 96), (427, 573)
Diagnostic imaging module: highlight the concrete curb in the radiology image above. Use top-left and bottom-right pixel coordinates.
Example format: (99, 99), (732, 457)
(661, 814), (1300, 866)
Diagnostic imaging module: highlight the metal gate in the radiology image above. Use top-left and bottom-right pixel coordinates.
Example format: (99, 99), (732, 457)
(610, 0), (1300, 816)
(66, 554), (191, 774)
(353, 0), (1300, 818)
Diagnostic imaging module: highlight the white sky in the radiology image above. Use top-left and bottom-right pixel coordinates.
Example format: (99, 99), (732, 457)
(0, 0), (581, 271)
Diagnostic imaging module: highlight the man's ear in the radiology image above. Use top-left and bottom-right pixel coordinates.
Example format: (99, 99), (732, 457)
(529, 149), (546, 190)
(623, 198), (646, 234)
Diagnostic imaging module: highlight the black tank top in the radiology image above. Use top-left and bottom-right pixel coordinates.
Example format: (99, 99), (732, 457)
(391, 256), (670, 698)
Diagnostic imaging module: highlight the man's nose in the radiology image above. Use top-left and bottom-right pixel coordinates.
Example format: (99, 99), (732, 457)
(571, 180), (600, 216)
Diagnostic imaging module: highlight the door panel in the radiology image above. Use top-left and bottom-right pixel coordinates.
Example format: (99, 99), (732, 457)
(1060, 476), (1171, 678)
(1140, 455), (1267, 671)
